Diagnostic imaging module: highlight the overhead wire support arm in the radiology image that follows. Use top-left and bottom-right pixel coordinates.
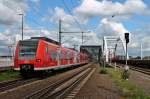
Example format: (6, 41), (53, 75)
(60, 31), (90, 45)
(58, 19), (90, 45)
(61, 31), (83, 33)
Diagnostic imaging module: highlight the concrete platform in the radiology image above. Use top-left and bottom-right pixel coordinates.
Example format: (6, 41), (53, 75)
(0, 59), (13, 70)
(75, 64), (123, 99)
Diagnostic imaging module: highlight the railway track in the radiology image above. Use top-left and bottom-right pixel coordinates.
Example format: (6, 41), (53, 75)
(24, 64), (95, 99)
(129, 66), (150, 75)
(0, 66), (13, 71)
(115, 64), (150, 75)
(0, 78), (39, 92)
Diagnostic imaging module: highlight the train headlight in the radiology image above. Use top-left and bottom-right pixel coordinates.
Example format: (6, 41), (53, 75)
(36, 59), (41, 62)
(21, 65), (31, 70)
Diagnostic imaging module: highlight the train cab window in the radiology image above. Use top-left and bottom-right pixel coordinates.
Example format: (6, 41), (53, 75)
(19, 40), (38, 59)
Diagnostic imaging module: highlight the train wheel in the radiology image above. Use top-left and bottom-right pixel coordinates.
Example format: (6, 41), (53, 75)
(51, 69), (56, 75)
(20, 65), (34, 78)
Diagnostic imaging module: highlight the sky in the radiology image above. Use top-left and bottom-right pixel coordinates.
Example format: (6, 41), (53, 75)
(0, 0), (150, 57)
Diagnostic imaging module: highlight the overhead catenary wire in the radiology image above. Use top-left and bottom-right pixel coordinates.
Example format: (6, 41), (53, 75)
(62, 0), (83, 31)
(70, 0), (76, 8)
(26, 16), (43, 27)
(28, 2), (45, 18)
(62, 36), (74, 44)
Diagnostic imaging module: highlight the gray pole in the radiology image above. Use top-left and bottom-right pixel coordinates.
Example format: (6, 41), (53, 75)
(22, 14), (23, 40)
(141, 43), (143, 60)
(82, 32), (83, 45)
(59, 19), (61, 46)
(125, 42), (128, 65)
(19, 13), (24, 40)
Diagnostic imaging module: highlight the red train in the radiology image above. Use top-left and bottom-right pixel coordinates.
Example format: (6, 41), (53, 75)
(14, 37), (88, 77)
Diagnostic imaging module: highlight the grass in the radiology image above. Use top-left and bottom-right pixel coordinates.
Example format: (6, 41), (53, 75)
(101, 67), (150, 99)
(0, 70), (20, 82)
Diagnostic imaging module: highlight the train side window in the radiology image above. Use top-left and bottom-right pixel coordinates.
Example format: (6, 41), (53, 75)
(60, 52), (63, 59)
(50, 51), (57, 61)
(63, 52), (66, 59)
(56, 47), (61, 60)
(67, 51), (70, 60)
(59, 52), (65, 59)
(46, 44), (48, 53)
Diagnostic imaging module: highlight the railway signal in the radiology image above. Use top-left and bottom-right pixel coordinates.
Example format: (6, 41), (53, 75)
(125, 33), (129, 66)
(123, 33), (130, 80)
(125, 33), (129, 44)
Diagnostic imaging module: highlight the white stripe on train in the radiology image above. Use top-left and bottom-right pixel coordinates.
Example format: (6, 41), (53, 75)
(14, 62), (87, 71)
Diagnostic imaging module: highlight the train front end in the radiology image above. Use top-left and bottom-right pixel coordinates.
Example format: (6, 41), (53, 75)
(14, 39), (39, 77)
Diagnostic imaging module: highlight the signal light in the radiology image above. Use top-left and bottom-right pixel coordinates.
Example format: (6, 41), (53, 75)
(125, 33), (129, 44)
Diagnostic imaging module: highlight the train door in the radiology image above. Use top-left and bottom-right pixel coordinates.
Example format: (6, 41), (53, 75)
(49, 49), (57, 66)
(77, 52), (80, 63)
(53, 48), (58, 66)
(45, 44), (49, 67)
(56, 47), (61, 66)
(62, 49), (67, 65)
(66, 51), (70, 64)
(74, 52), (77, 64)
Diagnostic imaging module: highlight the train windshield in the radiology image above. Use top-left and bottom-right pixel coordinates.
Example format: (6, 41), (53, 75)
(19, 40), (38, 59)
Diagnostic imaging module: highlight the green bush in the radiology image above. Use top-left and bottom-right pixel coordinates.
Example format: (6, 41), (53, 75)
(122, 70), (130, 80)
(100, 68), (108, 74)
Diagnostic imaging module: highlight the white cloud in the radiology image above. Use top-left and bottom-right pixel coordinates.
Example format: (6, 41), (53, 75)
(129, 42), (139, 48)
(44, 7), (76, 27)
(96, 18), (128, 38)
(124, 0), (147, 15)
(143, 48), (150, 52)
(0, 0), (28, 26)
(42, 7), (87, 30)
(74, 0), (148, 18)
(129, 30), (150, 52)
(83, 32), (101, 45)
(0, 0), (32, 50)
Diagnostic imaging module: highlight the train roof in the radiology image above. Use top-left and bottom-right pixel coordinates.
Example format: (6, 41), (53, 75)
(30, 37), (60, 45)
(68, 48), (78, 52)
(19, 37), (60, 45)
